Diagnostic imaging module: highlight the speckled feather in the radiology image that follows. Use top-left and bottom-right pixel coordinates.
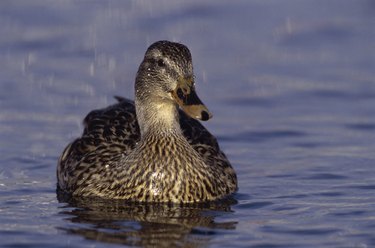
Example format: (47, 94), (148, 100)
(57, 41), (237, 203)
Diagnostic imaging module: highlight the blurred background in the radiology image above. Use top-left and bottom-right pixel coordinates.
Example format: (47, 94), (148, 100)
(0, 1), (374, 247)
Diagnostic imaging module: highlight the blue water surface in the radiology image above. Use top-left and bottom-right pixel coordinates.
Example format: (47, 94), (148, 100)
(0, 1), (374, 247)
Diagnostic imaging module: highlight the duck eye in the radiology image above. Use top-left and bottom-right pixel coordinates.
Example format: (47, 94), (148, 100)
(157, 59), (165, 67)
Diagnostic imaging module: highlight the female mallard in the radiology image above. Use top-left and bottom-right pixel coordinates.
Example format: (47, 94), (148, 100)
(57, 40), (237, 203)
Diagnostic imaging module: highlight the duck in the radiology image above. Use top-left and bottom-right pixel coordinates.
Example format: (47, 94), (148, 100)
(57, 40), (237, 203)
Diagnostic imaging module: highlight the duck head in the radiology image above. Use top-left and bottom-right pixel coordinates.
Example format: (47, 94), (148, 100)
(135, 40), (212, 122)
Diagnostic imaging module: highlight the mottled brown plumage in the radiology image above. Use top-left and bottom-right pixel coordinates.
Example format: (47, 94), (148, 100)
(57, 41), (237, 203)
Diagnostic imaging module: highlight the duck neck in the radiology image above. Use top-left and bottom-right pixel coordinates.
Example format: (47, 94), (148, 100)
(135, 96), (182, 137)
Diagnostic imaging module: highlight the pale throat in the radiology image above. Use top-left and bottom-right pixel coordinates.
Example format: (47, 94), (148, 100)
(135, 96), (182, 136)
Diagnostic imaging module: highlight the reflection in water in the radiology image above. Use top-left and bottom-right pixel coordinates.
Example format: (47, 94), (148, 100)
(57, 194), (237, 247)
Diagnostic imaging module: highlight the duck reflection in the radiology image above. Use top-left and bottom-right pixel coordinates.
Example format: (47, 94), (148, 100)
(57, 194), (237, 247)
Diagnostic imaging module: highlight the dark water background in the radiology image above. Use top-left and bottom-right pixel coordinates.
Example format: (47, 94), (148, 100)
(1, 1), (374, 247)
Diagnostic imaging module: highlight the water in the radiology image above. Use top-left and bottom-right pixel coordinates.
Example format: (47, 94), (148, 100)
(1, 0), (374, 247)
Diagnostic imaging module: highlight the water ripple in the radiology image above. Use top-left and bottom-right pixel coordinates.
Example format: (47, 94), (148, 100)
(262, 225), (340, 236)
(300, 173), (348, 180)
(219, 130), (307, 142)
(345, 123), (375, 131)
(236, 201), (273, 210)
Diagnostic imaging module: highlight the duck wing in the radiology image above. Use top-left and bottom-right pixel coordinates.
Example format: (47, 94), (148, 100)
(178, 103), (230, 170)
(82, 96), (140, 150)
(57, 97), (140, 191)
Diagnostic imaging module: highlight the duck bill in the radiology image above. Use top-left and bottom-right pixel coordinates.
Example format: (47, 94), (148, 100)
(172, 77), (213, 121)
